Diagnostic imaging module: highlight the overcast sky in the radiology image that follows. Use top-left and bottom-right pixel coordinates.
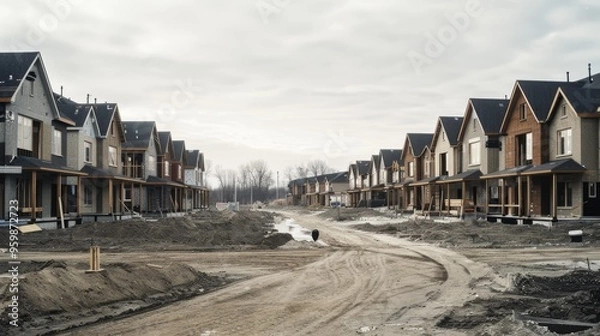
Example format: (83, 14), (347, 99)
(2, 0), (600, 186)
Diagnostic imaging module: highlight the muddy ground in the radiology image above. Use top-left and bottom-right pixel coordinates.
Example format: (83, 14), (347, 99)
(1, 208), (600, 335)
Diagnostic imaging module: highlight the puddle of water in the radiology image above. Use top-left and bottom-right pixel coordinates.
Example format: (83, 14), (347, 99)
(272, 218), (314, 242)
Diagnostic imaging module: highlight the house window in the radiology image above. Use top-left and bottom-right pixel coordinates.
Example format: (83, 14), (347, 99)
(557, 182), (573, 207)
(84, 185), (93, 205)
(148, 155), (156, 171)
(589, 183), (597, 198)
(177, 164), (182, 179)
(111, 122), (115, 137)
(17, 115), (33, 151)
(109, 146), (118, 167)
(408, 161), (414, 177)
(84, 141), (92, 163)
(558, 129), (572, 156)
(517, 132), (533, 165)
(164, 160), (170, 176)
(440, 153), (448, 175)
(469, 140), (480, 165)
(52, 128), (62, 156)
(561, 104), (567, 118)
(519, 103), (527, 121)
(473, 118), (477, 132)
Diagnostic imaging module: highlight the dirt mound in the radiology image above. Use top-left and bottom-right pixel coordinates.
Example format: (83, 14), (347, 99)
(261, 233), (293, 249)
(355, 219), (600, 247)
(319, 207), (389, 221)
(438, 270), (600, 334)
(0, 261), (225, 336)
(2, 210), (280, 252)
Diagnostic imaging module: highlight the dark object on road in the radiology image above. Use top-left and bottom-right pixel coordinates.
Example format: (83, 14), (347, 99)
(311, 229), (319, 241)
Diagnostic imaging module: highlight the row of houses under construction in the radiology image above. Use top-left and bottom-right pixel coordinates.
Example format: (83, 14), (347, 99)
(289, 66), (600, 223)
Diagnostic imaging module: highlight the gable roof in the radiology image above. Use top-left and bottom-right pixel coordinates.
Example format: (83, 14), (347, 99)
(0, 52), (72, 124)
(547, 86), (600, 119)
(406, 133), (433, 157)
(0, 52), (40, 102)
(432, 116), (463, 149)
(54, 93), (96, 129)
(328, 171), (349, 184)
(368, 154), (380, 171)
(172, 140), (186, 163)
(158, 131), (171, 152)
(348, 163), (357, 177)
(356, 160), (370, 175)
(185, 149), (200, 169)
(458, 98), (509, 140)
(122, 121), (160, 150)
(88, 103), (123, 138)
(379, 149), (402, 168)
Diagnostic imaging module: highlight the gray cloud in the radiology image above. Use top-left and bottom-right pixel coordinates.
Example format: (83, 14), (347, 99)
(1, 0), (599, 182)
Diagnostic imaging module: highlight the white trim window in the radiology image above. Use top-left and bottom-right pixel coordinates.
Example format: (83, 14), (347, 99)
(84, 141), (93, 163)
(525, 132), (533, 162)
(468, 139), (480, 165)
(17, 115), (33, 151)
(589, 183), (597, 198)
(558, 129), (572, 156)
(408, 161), (414, 177)
(108, 146), (118, 167)
(52, 128), (62, 156)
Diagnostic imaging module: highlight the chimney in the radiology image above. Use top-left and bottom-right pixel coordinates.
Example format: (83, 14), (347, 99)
(566, 71), (570, 82)
(589, 63), (593, 83)
(60, 85), (63, 96)
(94, 98), (97, 104)
(86, 93), (90, 104)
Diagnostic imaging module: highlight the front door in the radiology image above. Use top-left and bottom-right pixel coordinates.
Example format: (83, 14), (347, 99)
(583, 182), (600, 216)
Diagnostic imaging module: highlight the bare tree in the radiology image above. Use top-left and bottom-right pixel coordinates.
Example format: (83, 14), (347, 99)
(306, 159), (335, 176)
(214, 165), (236, 202)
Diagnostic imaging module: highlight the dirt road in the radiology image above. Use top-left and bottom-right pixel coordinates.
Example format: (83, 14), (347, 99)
(59, 211), (497, 336)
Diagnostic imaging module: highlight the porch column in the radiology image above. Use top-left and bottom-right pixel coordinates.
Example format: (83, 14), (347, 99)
(461, 181), (466, 218)
(500, 178), (505, 215)
(56, 174), (62, 218)
(77, 177), (82, 217)
(517, 175), (522, 216)
(31, 171), (37, 221)
(526, 176), (531, 217)
(484, 179), (488, 214)
(446, 183), (450, 216)
(552, 174), (557, 220)
(108, 179), (113, 213)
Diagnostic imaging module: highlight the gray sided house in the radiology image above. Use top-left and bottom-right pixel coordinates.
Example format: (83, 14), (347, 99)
(541, 85), (600, 218)
(429, 116), (464, 214)
(147, 131), (185, 214)
(172, 140), (188, 211)
(402, 133), (433, 210)
(77, 100), (136, 220)
(366, 154), (385, 206)
(379, 149), (403, 208)
(453, 98), (508, 216)
(184, 149), (209, 210)
(355, 160), (371, 207)
(0, 52), (84, 225)
(122, 121), (161, 213)
(323, 171), (349, 206)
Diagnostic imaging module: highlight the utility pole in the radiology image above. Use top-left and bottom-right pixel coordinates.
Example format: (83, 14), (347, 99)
(276, 171), (279, 200)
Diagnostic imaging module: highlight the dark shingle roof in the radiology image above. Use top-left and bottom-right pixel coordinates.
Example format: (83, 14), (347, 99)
(379, 149), (402, 168)
(328, 171), (349, 184)
(517, 80), (582, 121)
(172, 140), (186, 162)
(0, 52), (39, 100)
(369, 155), (380, 170)
(558, 86), (600, 114)
(185, 150), (200, 168)
(438, 116), (463, 146)
(470, 98), (509, 134)
(54, 93), (94, 127)
(122, 121), (157, 149)
(407, 133), (433, 157)
(356, 160), (370, 175)
(523, 159), (586, 175)
(87, 103), (118, 136)
(158, 131), (171, 152)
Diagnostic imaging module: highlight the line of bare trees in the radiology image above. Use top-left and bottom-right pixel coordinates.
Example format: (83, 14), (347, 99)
(212, 160), (285, 204)
(210, 159), (338, 205)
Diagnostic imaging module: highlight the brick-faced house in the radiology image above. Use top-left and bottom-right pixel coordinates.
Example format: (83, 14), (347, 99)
(402, 133), (433, 210)
(0, 52), (85, 225)
(378, 149), (402, 208)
